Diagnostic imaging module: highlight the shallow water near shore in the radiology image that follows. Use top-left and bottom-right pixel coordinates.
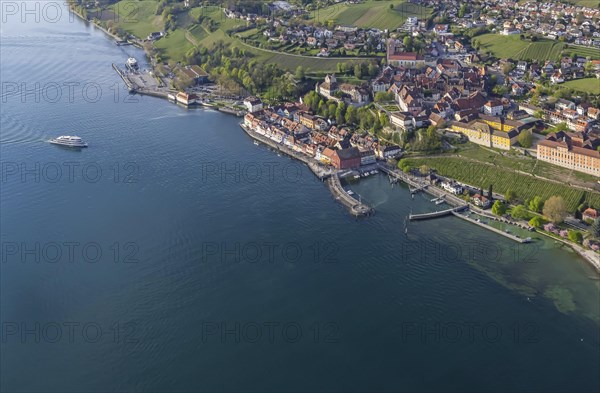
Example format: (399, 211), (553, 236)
(1, 4), (599, 392)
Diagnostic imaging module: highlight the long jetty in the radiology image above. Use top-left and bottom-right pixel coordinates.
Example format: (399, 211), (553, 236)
(379, 163), (532, 243)
(409, 205), (468, 221)
(452, 212), (530, 243)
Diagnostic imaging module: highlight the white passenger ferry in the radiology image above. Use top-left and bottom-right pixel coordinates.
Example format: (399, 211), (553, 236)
(48, 136), (88, 148)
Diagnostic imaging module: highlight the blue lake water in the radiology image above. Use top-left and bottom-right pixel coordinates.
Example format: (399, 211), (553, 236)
(1, 4), (599, 392)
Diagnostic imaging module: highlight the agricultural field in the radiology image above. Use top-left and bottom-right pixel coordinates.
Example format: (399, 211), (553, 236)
(309, 0), (431, 30)
(571, 0), (599, 7)
(456, 144), (599, 185)
(108, 0), (162, 39)
(402, 156), (600, 212)
(561, 78), (600, 95)
(475, 34), (600, 61)
(565, 46), (600, 60)
(153, 28), (195, 61)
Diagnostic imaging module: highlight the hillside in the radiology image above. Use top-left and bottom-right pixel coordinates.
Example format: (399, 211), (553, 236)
(474, 34), (600, 61)
(309, 0), (432, 30)
(104, 0), (375, 72)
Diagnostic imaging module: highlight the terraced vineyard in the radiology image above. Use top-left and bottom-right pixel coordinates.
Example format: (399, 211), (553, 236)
(474, 34), (600, 61)
(310, 0), (431, 30)
(403, 157), (600, 212)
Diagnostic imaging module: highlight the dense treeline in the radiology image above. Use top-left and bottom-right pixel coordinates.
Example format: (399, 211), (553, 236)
(183, 42), (300, 100)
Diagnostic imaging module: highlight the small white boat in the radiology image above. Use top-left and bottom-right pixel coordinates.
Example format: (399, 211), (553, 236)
(353, 175), (360, 180)
(346, 190), (355, 196)
(48, 135), (88, 148)
(253, 140), (259, 146)
(435, 199), (444, 205)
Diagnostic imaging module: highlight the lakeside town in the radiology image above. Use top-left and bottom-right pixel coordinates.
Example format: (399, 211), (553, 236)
(70, 0), (600, 267)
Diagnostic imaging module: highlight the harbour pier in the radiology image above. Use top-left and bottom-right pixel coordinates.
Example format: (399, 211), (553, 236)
(452, 212), (531, 243)
(379, 163), (533, 243)
(409, 205), (468, 221)
(327, 175), (374, 217)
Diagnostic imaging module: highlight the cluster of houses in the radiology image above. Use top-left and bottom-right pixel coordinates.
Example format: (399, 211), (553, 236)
(243, 99), (402, 170)
(316, 74), (371, 106)
(367, 54), (540, 149)
(255, 22), (387, 57)
(502, 58), (600, 91)
(415, 0), (600, 49)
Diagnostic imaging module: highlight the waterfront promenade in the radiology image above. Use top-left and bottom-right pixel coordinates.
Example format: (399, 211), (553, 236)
(240, 124), (373, 216)
(452, 212), (530, 243)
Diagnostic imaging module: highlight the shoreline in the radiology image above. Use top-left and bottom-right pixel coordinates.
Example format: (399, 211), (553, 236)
(72, 3), (600, 274)
(239, 124), (374, 217)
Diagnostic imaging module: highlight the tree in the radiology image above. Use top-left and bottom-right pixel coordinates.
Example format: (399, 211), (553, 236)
(345, 105), (357, 124)
(354, 64), (363, 79)
(502, 62), (514, 75)
(374, 91), (394, 102)
(511, 205), (530, 220)
(295, 66), (305, 80)
(543, 196), (567, 223)
(368, 62), (378, 77)
(505, 189), (517, 203)
(567, 230), (583, 244)
(518, 130), (533, 148)
(529, 196), (544, 213)
(592, 218), (600, 238)
(492, 200), (507, 216)
(403, 36), (413, 52)
(458, 4), (467, 18)
(529, 216), (543, 228)
(335, 102), (346, 124)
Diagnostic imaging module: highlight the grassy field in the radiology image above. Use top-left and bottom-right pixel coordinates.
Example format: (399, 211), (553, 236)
(565, 46), (600, 59)
(108, 0), (371, 71)
(109, 0), (162, 38)
(571, 0), (599, 7)
(310, 0), (431, 30)
(475, 34), (600, 61)
(561, 78), (600, 94)
(403, 156), (600, 211)
(154, 28), (194, 62)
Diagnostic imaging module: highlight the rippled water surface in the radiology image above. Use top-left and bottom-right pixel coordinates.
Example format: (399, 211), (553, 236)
(1, 4), (599, 392)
